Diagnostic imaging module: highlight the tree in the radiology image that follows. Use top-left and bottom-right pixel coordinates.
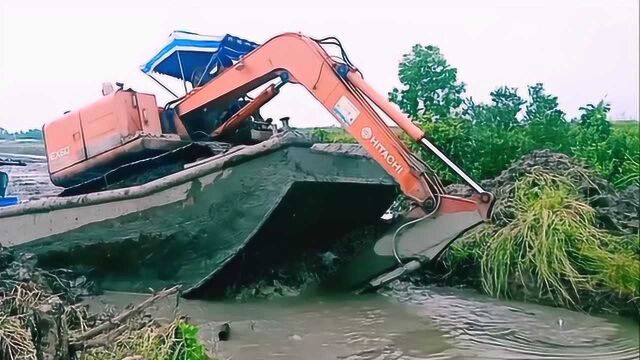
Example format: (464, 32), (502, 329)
(465, 86), (525, 130)
(523, 83), (570, 152)
(575, 100), (611, 143)
(524, 83), (565, 122)
(389, 45), (465, 121)
(0, 128), (44, 140)
(571, 101), (621, 182)
(459, 87), (528, 180)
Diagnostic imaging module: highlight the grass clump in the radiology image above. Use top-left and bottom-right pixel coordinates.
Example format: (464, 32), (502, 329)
(0, 281), (213, 360)
(444, 171), (639, 315)
(80, 318), (210, 360)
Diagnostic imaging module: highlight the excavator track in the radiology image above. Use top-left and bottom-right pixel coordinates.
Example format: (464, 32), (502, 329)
(60, 141), (231, 196)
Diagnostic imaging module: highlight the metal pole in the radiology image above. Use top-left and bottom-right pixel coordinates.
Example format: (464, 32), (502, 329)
(176, 51), (188, 94)
(144, 73), (179, 98)
(420, 138), (485, 193)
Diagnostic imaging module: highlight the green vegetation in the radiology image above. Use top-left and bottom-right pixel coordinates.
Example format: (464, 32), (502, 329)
(176, 322), (209, 360)
(309, 127), (355, 144)
(392, 43), (639, 315)
(0, 128), (42, 141)
(445, 172), (638, 315)
(81, 319), (211, 360)
(312, 45), (638, 191)
(389, 44), (465, 121)
(389, 44), (639, 188)
(0, 279), (213, 360)
(80, 318), (211, 360)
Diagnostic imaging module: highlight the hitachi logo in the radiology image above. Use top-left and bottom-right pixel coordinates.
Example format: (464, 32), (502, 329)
(361, 127), (404, 174)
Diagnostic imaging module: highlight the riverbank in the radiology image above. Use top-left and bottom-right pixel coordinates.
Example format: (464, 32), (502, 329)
(434, 150), (639, 318)
(0, 245), (216, 360)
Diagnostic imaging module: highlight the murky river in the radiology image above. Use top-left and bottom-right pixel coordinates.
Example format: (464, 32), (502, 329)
(89, 282), (639, 360)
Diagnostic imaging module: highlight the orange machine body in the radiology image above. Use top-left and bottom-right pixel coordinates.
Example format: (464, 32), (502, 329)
(44, 90), (172, 187)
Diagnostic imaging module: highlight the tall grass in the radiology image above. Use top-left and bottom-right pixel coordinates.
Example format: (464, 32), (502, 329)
(446, 172), (640, 314)
(79, 318), (209, 360)
(615, 154), (639, 188)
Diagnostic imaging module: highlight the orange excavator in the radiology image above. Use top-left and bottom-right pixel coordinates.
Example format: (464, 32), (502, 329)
(41, 32), (494, 289)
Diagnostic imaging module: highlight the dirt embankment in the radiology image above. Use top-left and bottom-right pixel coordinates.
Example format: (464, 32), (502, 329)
(439, 150), (639, 316)
(447, 149), (639, 235)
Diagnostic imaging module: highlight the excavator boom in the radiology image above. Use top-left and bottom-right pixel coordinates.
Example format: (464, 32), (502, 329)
(174, 33), (495, 288)
(177, 33), (440, 205)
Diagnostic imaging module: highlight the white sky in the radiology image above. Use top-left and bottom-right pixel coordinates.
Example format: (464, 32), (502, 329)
(0, 0), (638, 132)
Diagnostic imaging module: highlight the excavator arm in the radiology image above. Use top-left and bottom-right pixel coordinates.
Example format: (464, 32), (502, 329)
(175, 33), (495, 288)
(177, 33), (439, 204)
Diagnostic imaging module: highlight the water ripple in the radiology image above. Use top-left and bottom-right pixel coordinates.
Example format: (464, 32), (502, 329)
(382, 282), (639, 360)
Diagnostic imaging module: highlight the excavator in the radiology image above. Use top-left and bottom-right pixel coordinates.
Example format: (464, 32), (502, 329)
(33, 31), (494, 292)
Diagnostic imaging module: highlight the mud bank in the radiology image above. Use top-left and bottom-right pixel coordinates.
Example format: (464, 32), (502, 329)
(437, 150), (640, 316)
(447, 149), (639, 234)
(0, 244), (218, 360)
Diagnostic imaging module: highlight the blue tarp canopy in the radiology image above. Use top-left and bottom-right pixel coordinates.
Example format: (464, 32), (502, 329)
(140, 30), (259, 85)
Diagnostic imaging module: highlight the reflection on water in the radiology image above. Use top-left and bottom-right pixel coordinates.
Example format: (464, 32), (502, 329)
(90, 283), (639, 360)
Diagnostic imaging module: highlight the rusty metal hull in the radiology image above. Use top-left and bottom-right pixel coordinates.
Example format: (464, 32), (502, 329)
(0, 134), (397, 294)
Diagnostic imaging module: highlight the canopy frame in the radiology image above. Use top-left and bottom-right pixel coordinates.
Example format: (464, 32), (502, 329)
(140, 30), (259, 98)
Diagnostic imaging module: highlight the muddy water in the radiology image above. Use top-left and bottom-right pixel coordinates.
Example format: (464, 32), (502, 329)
(89, 283), (638, 360)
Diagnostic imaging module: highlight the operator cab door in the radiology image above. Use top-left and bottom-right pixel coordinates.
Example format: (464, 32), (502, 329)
(44, 111), (87, 174)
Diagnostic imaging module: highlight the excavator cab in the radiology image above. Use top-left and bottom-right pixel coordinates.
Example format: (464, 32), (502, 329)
(44, 32), (266, 188)
(140, 31), (275, 144)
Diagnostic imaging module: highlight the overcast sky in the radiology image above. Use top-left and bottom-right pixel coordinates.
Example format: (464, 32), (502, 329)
(0, 0), (638, 132)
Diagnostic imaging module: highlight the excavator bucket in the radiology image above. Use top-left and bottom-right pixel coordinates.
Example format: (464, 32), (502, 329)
(328, 194), (493, 291)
